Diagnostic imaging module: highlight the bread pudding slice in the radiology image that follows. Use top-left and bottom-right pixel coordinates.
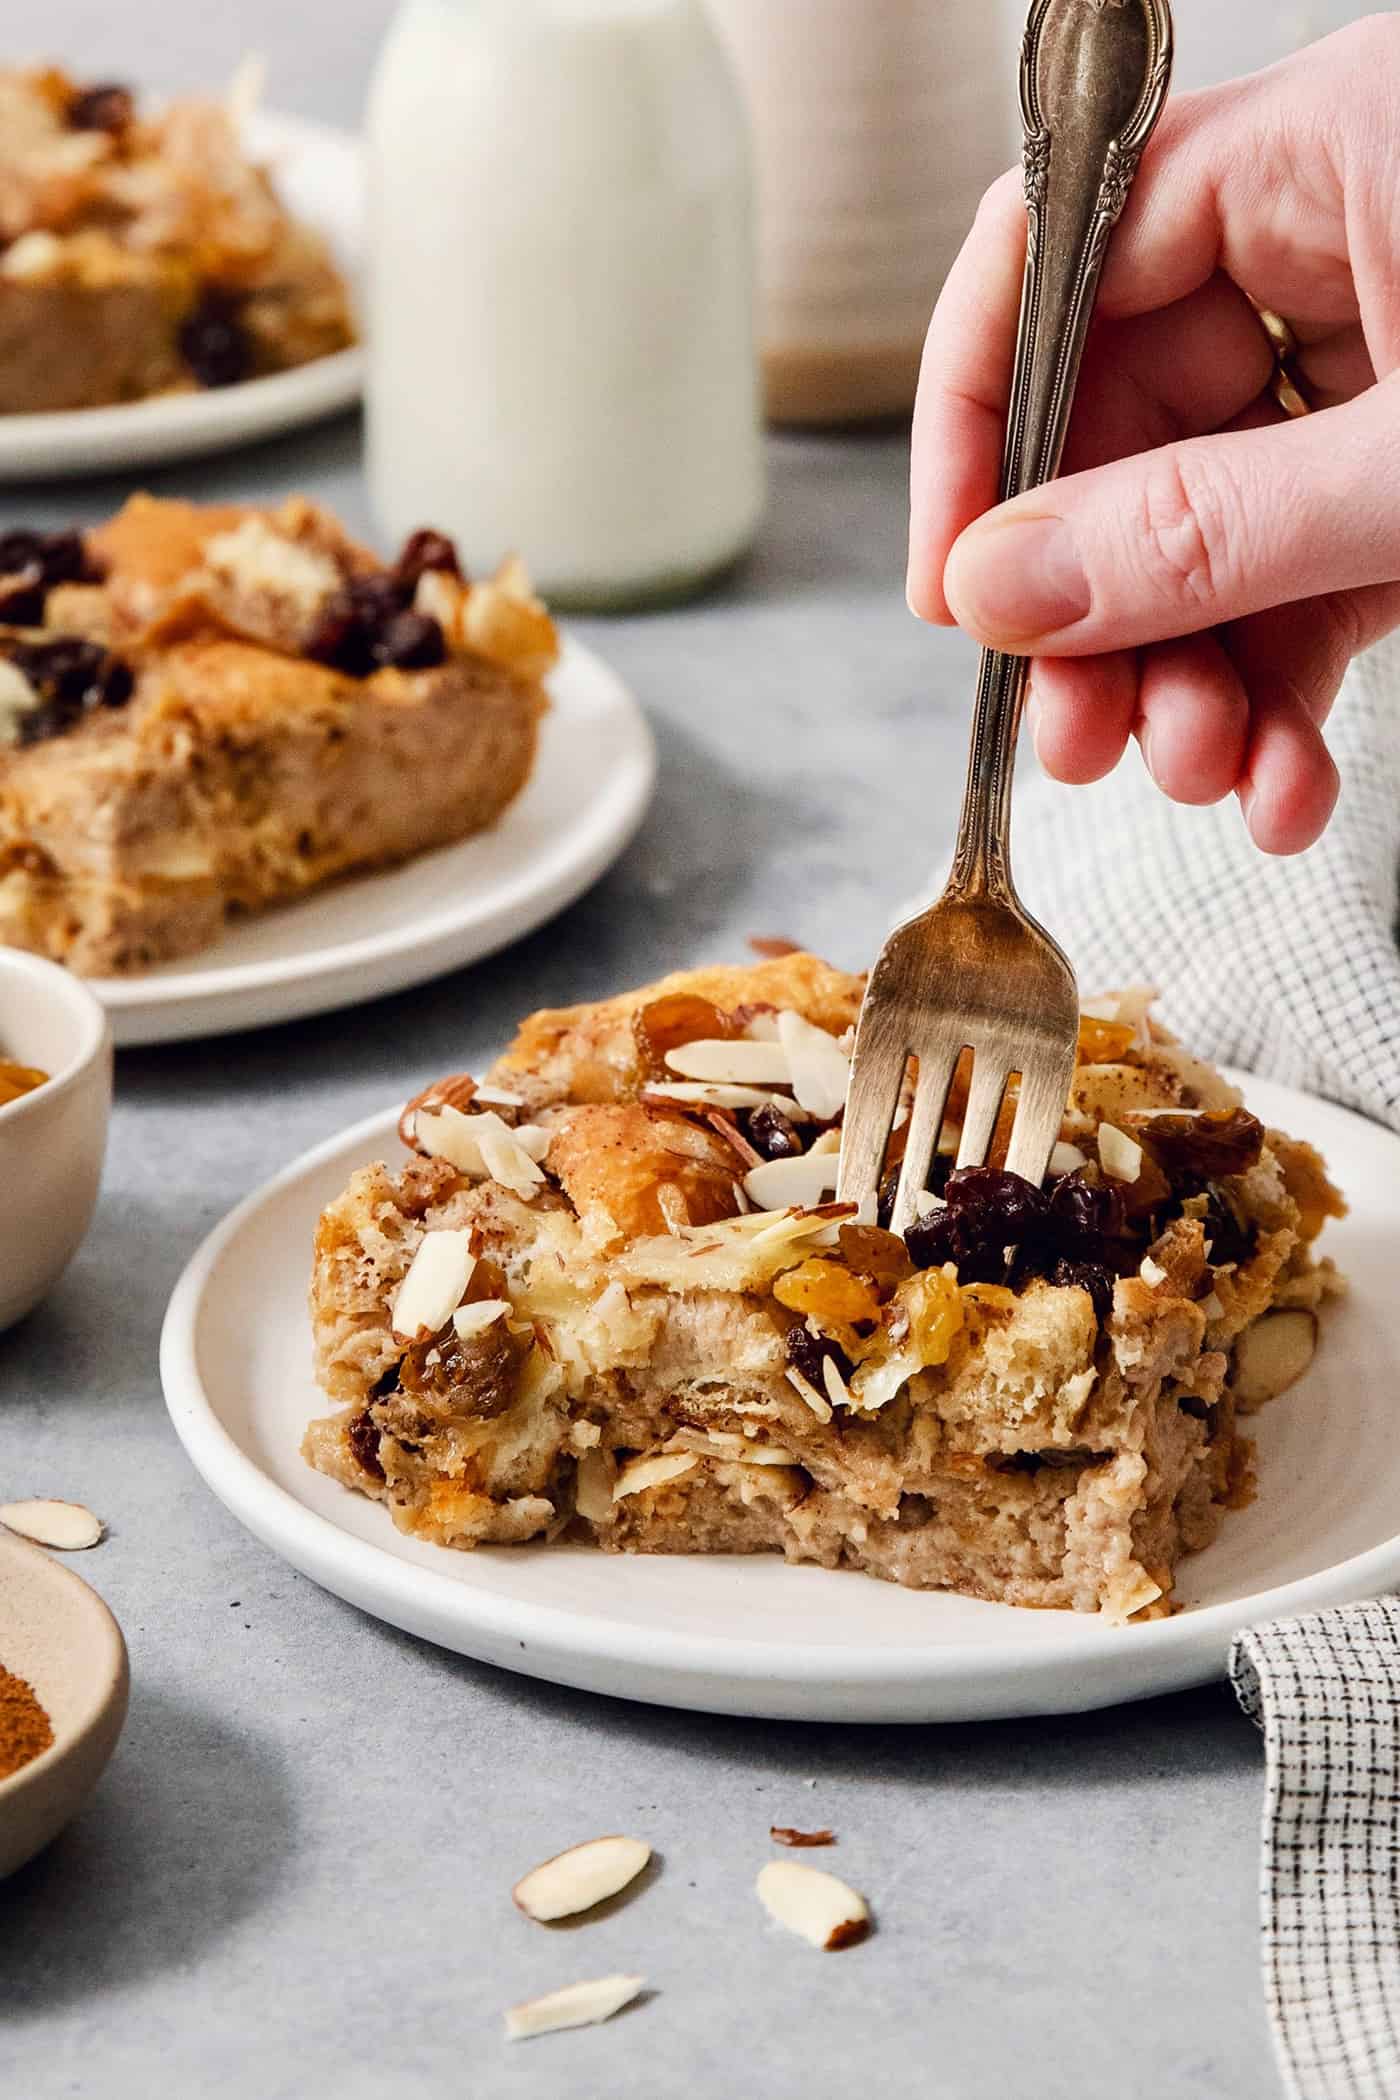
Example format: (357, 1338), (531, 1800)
(0, 496), (551, 973)
(0, 66), (353, 413)
(303, 955), (1344, 1620)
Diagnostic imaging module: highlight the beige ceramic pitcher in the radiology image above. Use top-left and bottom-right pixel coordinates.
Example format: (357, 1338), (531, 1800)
(708, 0), (1016, 424)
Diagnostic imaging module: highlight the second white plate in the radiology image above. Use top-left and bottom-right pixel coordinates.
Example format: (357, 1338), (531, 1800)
(98, 635), (655, 1044)
(160, 1073), (1400, 1723)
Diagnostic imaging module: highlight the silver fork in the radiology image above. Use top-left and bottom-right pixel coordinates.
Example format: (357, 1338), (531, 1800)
(839, 0), (1173, 1237)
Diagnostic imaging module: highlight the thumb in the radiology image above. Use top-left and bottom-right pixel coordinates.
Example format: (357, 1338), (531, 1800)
(942, 375), (1400, 655)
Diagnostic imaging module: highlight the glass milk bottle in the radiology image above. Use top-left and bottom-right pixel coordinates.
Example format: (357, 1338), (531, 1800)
(366, 0), (764, 608)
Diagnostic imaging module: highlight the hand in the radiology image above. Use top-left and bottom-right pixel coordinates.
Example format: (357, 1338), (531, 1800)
(907, 17), (1400, 853)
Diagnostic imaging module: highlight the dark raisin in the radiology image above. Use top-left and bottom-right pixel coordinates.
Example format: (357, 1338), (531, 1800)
(1045, 1169), (1125, 1251)
(393, 528), (463, 591)
(179, 293), (253, 389)
(784, 1323), (853, 1390)
(369, 1363), (403, 1401)
(1138, 1107), (1264, 1185)
(1049, 1257), (1115, 1324)
(11, 638), (133, 745)
(0, 528), (91, 585)
(904, 1169), (1047, 1283)
(0, 528), (95, 624)
(400, 1317), (529, 1420)
(306, 574), (420, 678)
(1199, 1183), (1257, 1268)
(947, 1166), (1051, 1242)
(67, 81), (135, 132)
(376, 610), (445, 670)
(746, 1102), (805, 1160)
(347, 1409), (385, 1482)
(0, 570), (45, 626)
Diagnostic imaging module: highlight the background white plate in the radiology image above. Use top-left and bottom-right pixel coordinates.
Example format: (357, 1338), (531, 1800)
(160, 1072), (1400, 1723)
(0, 112), (362, 481)
(94, 635), (654, 1044)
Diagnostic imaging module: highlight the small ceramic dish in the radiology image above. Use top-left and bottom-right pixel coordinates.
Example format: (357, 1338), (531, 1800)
(0, 1530), (129, 1877)
(0, 947), (112, 1331)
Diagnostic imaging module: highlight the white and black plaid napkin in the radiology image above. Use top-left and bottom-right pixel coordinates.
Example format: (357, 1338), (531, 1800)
(1011, 635), (1400, 1135)
(1232, 1606), (1400, 2100)
(1008, 640), (1400, 2098)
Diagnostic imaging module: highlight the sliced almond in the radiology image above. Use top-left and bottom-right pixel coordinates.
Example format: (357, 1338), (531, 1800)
(612, 1451), (698, 1501)
(756, 1860), (870, 1950)
(785, 1366), (833, 1422)
(777, 1010), (850, 1120)
(1049, 1140), (1087, 1176)
(474, 1113), (547, 1199)
(1232, 1309), (1318, 1408)
(743, 1150), (839, 1212)
(391, 1229), (475, 1341)
(1139, 1255), (1168, 1288)
(415, 1105), (545, 1198)
(452, 1299), (511, 1338)
(643, 1081), (813, 1118)
(664, 1040), (792, 1084)
(770, 1826), (835, 1847)
(504, 1973), (645, 2042)
(821, 1354), (853, 1410)
(513, 1835), (652, 1922)
(574, 1448), (615, 1523)
(0, 1498), (104, 1550)
(474, 1083), (526, 1108)
(808, 1127), (843, 1157)
(1097, 1123), (1143, 1183)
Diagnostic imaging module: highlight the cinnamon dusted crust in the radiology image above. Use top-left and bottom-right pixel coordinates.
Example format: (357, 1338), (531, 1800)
(0, 66), (354, 413)
(302, 956), (1346, 1621)
(0, 496), (551, 974)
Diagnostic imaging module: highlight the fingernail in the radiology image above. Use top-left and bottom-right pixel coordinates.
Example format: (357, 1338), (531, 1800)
(945, 514), (1090, 645)
(1025, 684), (1045, 763)
(1141, 723), (1163, 787)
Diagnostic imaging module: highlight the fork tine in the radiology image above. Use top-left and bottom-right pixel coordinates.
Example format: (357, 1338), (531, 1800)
(889, 1046), (961, 1237)
(835, 1034), (906, 1221)
(954, 1056), (1012, 1171)
(1002, 1044), (1077, 1184)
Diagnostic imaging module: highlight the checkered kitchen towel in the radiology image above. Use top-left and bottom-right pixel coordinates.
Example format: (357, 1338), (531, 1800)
(1012, 640), (1400, 2099)
(1012, 634), (1400, 1133)
(1232, 1606), (1400, 2100)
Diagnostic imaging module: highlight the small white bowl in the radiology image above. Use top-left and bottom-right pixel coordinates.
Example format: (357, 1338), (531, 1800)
(0, 1530), (129, 1878)
(0, 948), (112, 1332)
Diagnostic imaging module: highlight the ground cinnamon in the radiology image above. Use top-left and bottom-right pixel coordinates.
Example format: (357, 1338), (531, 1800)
(0, 1662), (53, 1779)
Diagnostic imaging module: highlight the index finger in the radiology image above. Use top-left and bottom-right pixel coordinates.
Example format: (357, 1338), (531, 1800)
(907, 168), (1026, 624)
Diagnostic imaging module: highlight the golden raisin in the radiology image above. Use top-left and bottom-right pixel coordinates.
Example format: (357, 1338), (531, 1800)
(631, 994), (737, 1081)
(1077, 1016), (1138, 1064)
(891, 1268), (964, 1366)
(773, 1258), (883, 1330)
(837, 1224), (914, 1297)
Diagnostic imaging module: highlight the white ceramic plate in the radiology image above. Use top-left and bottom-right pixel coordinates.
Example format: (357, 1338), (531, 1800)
(94, 635), (654, 1045)
(160, 1073), (1400, 1723)
(0, 112), (362, 481)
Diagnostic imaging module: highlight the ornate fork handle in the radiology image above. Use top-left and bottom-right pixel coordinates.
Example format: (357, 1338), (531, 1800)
(948, 0), (1173, 905)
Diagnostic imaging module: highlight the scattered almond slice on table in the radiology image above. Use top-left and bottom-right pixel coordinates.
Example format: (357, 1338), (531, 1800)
(756, 1860), (871, 1949)
(770, 1826), (836, 1848)
(0, 1498), (104, 1549)
(513, 1836), (652, 1922)
(504, 1974), (646, 2042)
